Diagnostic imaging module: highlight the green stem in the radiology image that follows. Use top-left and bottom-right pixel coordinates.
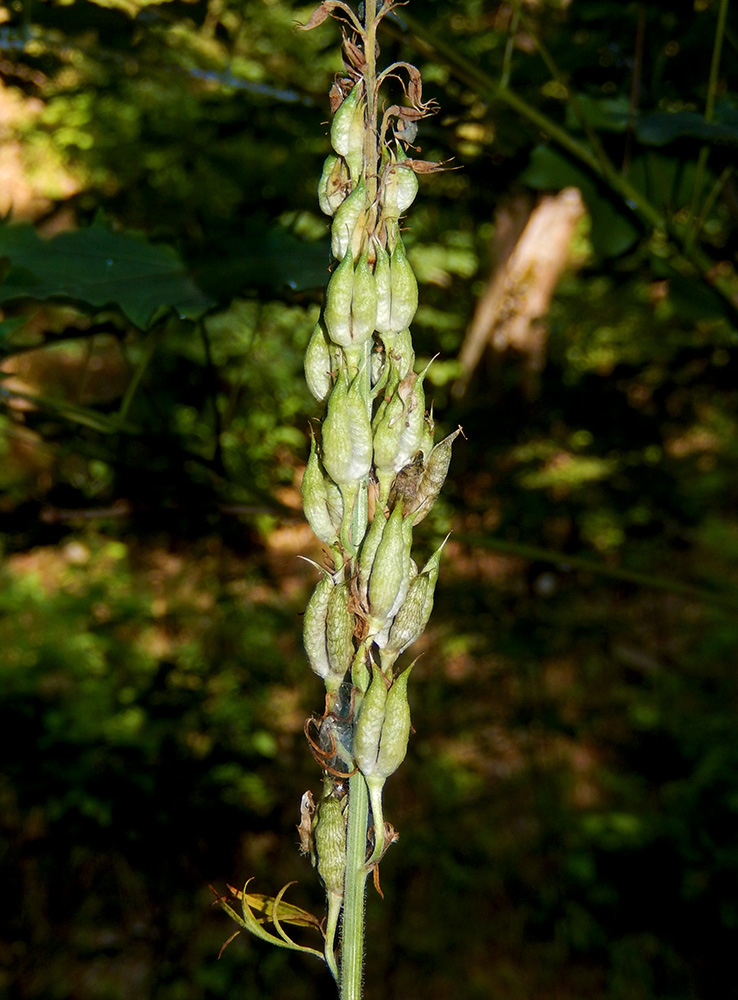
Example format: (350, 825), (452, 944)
(340, 771), (370, 1000)
(686, 0), (730, 246)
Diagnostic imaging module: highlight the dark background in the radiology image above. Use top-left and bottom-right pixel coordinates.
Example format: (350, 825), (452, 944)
(2, 1), (738, 998)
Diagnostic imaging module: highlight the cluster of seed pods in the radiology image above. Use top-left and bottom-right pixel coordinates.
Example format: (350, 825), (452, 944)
(300, 24), (460, 907)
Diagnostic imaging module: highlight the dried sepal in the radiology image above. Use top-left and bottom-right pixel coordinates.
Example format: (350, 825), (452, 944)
(297, 0), (364, 35)
(213, 879), (325, 962)
(297, 790), (317, 860)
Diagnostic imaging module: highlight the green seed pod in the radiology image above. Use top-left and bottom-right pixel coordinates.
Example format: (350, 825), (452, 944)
(325, 582), (355, 693)
(374, 371), (426, 477)
(367, 503), (410, 626)
(394, 369), (428, 473)
(331, 179), (366, 260)
(318, 154), (351, 216)
(304, 321), (333, 403)
(350, 251), (378, 345)
(323, 250), (354, 346)
(313, 795), (347, 897)
(322, 369), (372, 486)
(381, 150), (419, 222)
(358, 509), (387, 601)
(330, 84), (365, 180)
(302, 432), (339, 545)
(372, 388), (407, 476)
(419, 407), (435, 462)
(374, 663), (414, 780)
(384, 539), (445, 656)
(303, 573), (333, 681)
(372, 512), (414, 648)
(330, 84), (360, 157)
(353, 664), (389, 777)
(379, 328), (415, 396)
(325, 477), (344, 531)
(388, 236), (418, 333)
(411, 427), (462, 524)
(373, 242), (392, 334)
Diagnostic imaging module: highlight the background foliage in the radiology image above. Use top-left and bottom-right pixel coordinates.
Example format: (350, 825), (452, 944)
(2, 1), (738, 998)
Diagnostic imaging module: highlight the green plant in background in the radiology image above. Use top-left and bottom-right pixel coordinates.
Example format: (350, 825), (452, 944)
(216, 2), (459, 996)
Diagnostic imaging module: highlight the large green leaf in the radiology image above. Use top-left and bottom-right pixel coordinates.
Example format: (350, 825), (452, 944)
(635, 109), (738, 148)
(0, 222), (214, 329)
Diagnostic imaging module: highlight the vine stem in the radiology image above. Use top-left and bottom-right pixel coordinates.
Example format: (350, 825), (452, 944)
(340, 770), (370, 1000)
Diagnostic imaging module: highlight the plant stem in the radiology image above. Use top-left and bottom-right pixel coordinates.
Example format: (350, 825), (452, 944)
(363, 0), (379, 209)
(340, 770), (370, 1000)
(686, 0), (729, 247)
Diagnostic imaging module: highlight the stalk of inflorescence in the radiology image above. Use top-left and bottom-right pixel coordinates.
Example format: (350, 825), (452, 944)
(215, 3), (459, 998)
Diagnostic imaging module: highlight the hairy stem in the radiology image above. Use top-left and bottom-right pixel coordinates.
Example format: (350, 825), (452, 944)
(340, 771), (370, 1000)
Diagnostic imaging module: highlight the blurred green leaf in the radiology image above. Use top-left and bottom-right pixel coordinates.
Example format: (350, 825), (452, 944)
(0, 222), (214, 328)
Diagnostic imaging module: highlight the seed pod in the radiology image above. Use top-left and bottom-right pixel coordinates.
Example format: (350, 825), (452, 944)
(313, 795), (347, 897)
(367, 503), (410, 627)
(331, 179), (366, 260)
(388, 236), (418, 333)
(393, 369), (427, 472)
(381, 150), (419, 222)
(302, 432), (339, 545)
(325, 477), (344, 530)
(318, 154), (351, 216)
(373, 371), (426, 477)
(419, 407), (435, 462)
(372, 386), (407, 476)
(304, 321), (333, 403)
(411, 427), (462, 524)
(384, 539), (446, 656)
(323, 250), (354, 346)
(372, 512), (414, 649)
(373, 242), (392, 334)
(358, 508), (387, 601)
(330, 84), (360, 157)
(330, 83), (365, 180)
(325, 582), (355, 693)
(379, 327), (415, 393)
(350, 251), (378, 345)
(322, 369), (372, 486)
(374, 664), (414, 780)
(353, 664), (389, 777)
(303, 574), (333, 681)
